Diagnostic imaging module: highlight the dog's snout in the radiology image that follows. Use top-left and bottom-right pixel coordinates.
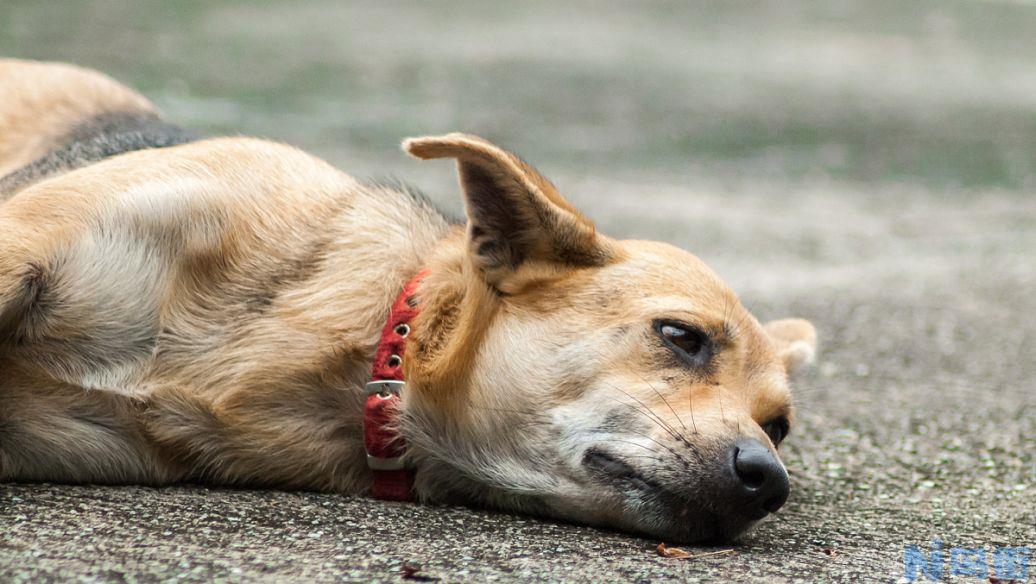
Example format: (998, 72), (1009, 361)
(731, 438), (789, 518)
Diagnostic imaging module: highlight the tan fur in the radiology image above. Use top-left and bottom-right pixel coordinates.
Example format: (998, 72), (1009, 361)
(0, 61), (817, 543)
(0, 59), (155, 179)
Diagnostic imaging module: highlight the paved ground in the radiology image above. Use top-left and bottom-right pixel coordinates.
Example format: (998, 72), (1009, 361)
(1, 1), (1034, 582)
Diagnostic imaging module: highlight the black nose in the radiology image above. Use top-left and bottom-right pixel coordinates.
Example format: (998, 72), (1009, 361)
(731, 438), (790, 518)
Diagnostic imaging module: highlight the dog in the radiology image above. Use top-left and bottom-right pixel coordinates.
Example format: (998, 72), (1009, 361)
(0, 59), (817, 543)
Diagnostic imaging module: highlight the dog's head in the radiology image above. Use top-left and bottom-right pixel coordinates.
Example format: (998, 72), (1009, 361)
(400, 133), (816, 543)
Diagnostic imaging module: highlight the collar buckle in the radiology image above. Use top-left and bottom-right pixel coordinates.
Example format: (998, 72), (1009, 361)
(366, 453), (407, 471)
(364, 380), (409, 471)
(365, 380), (405, 398)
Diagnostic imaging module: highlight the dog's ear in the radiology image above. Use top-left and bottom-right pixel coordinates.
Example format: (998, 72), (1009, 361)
(404, 133), (612, 289)
(763, 318), (817, 374)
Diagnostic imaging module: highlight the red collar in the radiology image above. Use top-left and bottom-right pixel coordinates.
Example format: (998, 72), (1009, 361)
(363, 269), (428, 501)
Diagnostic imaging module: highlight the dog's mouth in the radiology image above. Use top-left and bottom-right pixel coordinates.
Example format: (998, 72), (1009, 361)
(580, 447), (762, 543)
(582, 448), (662, 493)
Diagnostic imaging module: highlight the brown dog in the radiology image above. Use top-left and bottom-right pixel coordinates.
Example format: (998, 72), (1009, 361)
(0, 59), (817, 543)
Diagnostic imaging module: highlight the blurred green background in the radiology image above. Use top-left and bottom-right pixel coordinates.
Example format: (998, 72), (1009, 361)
(4, 0), (1036, 192)
(2, 3), (1034, 580)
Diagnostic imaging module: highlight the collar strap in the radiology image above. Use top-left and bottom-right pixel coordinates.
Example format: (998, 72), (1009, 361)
(363, 269), (428, 501)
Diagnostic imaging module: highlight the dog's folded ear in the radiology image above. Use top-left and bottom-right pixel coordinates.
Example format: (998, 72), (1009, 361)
(763, 318), (818, 374)
(404, 133), (613, 290)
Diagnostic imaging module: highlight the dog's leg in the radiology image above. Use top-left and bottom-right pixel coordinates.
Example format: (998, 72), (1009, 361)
(0, 210), (169, 393)
(0, 224), (173, 481)
(143, 380), (370, 494)
(0, 363), (177, 484)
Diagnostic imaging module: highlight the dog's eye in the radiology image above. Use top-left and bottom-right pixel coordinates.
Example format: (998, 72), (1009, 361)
(655, 320), (711, 366)
(660, 324), (705, 355)
(761, 417), (790, 446)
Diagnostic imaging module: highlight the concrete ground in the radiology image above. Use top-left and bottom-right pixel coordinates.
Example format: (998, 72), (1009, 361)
(1, 1), (1034, 582)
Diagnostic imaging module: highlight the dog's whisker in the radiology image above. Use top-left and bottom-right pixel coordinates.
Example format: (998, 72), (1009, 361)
(596, 382), (707, 465)
(617, 426), (699, 467)
(600, 396), (685, 448)
(718, 390), (729, 429)
(599, 379), (685, 439)
(599, 381), (685, 443)
(687, 387), (700, 435)
(594, 435), (691, 467)
(631, 368), (688, 435)
(731, 297), (754, 336)
(592, 438), (665, 456)
(616, 454), (670, 463)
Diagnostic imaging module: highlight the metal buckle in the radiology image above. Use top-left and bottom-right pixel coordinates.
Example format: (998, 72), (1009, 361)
(366, 454), (407, 471)
(365, 380), (405, 398)
(365, 380), (408, 470)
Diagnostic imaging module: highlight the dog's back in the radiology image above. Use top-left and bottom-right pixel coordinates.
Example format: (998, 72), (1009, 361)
(0, 59), (194, 198)
(0, 60), (817, 543)
(0, 60), (451, 488)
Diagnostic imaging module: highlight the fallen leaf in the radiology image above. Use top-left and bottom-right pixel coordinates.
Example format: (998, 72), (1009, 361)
(657, 543), (692, 558)
(656, 544), (735, 560)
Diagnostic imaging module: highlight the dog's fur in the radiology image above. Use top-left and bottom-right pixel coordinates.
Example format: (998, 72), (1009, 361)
(0, 59), (817, 543)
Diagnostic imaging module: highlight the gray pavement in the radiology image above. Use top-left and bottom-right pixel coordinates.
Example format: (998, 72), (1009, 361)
(1, 1), (1034, 582)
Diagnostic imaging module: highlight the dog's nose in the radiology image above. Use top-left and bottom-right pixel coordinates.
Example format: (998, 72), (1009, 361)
(731, 438), (789, 518)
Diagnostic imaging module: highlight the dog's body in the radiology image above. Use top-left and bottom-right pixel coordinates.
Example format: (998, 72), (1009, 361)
(0, 60), (816, 542)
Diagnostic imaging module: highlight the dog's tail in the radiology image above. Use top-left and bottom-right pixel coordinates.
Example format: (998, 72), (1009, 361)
(0, 59), (196, 200)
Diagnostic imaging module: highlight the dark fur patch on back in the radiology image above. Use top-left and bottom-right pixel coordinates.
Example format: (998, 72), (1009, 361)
(362, 176), (463, 225)
(0, 111), (199, 196)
